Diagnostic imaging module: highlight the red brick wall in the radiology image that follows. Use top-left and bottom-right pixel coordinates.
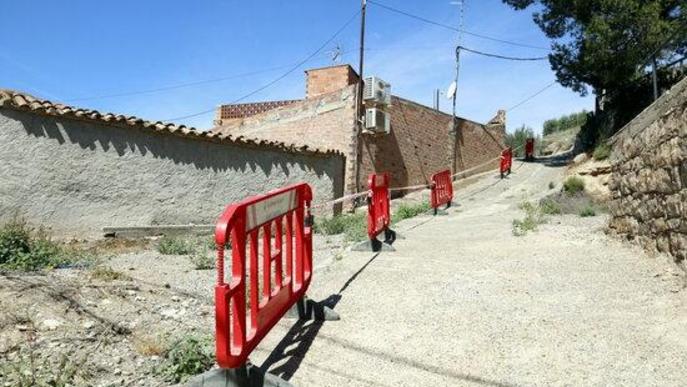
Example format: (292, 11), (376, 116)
(306, 65), (359, 99)
(358, 97), (505, 192)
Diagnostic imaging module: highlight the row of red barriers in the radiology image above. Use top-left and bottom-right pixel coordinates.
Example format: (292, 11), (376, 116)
(212, 159), (517, 378)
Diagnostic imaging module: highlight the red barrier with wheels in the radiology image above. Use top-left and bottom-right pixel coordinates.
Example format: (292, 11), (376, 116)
(525, 138), (535, 161)
(500, 148), (513, 178)
(214, 183), (313, 368)
(367, 173), (391, 240)
(430, 170), (453, 214)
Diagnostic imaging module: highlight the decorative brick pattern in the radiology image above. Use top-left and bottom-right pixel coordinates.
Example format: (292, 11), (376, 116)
(215, 99), (300, 126)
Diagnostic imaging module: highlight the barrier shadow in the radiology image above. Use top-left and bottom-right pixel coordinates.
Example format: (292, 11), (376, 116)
(260, 253), (382, 380)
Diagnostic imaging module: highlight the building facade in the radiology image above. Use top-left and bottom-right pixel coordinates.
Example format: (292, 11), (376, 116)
(213, 64), (506, 198)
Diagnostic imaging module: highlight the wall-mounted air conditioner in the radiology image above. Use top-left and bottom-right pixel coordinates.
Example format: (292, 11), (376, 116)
(363, 76), (391, 105)
(365, 108), (390, 134)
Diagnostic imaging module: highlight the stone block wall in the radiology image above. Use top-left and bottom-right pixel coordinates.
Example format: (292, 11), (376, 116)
(607, 76), (687, 264)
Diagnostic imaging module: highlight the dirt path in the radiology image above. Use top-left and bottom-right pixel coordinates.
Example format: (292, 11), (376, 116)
(249, 160), (687, 386)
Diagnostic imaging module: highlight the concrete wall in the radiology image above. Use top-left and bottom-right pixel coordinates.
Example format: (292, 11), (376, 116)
(607, 76), (687, 265)
(0, 108), (345, 238)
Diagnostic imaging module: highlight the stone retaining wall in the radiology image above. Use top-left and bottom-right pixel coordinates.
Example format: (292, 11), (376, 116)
(607, 76), (687, 265)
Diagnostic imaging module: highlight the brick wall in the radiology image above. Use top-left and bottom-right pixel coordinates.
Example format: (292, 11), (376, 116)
(212, 85), (506, 201)
(305, 65), (359, 99)
(358, 97), (505, 192)
(215, 99), (300, 126)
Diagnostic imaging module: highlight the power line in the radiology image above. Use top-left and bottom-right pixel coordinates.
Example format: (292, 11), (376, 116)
(459, 45), (548, 61)
(506, 81), (557, 111)
(366, 0), (549, 51)
(67, 50), (358, 102)
(163, 10), (361, 122)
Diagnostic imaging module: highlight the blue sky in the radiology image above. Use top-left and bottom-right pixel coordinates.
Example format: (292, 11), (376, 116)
(0, 0), (592, 134)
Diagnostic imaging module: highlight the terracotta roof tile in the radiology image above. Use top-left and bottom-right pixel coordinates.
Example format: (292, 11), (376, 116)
(0, 88), (342, 158)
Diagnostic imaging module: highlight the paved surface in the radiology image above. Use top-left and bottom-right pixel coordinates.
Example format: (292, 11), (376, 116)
(248, 160), (687, 386)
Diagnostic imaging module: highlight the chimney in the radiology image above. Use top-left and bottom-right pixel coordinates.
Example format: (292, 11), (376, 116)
(305, 64), (360, 99)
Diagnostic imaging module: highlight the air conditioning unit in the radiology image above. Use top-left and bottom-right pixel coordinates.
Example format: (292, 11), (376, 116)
(365, 108), (390, 134)
(363, 76), (391, 105)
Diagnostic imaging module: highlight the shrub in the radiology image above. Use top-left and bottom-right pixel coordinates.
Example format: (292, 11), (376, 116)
(392, 202), (431, 222)
(90, 266), (129, 281)
(548, 181), (555, 190)
(592, 142), (611, 160)
(189, 252), (214, 270)
(563, 176), (585, 196)
(133, 334), (167, 357)
(158, 335), (214, 383)
(579, 206), (597, 217)
(539, 198), (562, 215)
(512, 201), (548, 236)
(0, 219), (77, 271)
(158, 237), (195, 255)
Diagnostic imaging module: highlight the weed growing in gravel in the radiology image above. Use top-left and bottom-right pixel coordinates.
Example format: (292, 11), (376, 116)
(392, 202), (431, 223)
(90, 266), (130, 281)
(158, 237), (195, 255)
(579, 206), (597, 217)
(134, 334), (167, 356)
(539, 198), (562, 215)
(513, 201), (548, 236)
(0, 218), (86, 271)
(563, 176), (585, 196)
(157, 334), (214, 383)
(548, 181), (555, 189)
(189, 251), (214, 270)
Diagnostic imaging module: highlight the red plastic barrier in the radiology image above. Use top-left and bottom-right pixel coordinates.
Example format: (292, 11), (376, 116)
(525, 138), (535, 160)
(367, 173), (391, 240)
(430, 170), (453, 212)
(500, 148), (513, 178)
(214, 183), (313, 368)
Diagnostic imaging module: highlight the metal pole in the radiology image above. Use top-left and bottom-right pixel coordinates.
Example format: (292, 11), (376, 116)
(652, 56), (658, 101)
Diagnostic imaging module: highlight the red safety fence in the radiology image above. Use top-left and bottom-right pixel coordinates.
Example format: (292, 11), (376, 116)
(367, 173), (391, 240)
(214, 183), (313, 368)
(525, 138), (535, 160)
(430, 169), (453, 212)
(500, 148), (513, 178)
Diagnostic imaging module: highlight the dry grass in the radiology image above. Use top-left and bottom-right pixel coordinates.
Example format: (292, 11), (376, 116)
(90, 266), (130, 281)
(133, 333), (167, 357)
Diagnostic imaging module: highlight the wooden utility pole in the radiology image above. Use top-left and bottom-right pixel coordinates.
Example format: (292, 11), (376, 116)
(450, 0), (465, 175)
(652, 56), (659, 101)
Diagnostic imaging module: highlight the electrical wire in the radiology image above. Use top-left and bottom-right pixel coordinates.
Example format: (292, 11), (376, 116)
(162, 10), (361, 122)
(506, 81), (557, 112)
(459, 45), (548, 61)
(366, 0), (549, 51)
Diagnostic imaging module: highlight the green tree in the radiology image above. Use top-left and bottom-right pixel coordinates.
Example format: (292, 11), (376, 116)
(502, 1), (686, 99)
(505, 125), (539, 157)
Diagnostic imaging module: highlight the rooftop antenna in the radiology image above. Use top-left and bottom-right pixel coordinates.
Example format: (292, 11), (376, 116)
(326, 44), (344, 64)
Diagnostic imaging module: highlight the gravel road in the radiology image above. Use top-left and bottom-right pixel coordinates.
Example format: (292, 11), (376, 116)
(247, 159), (687, 386)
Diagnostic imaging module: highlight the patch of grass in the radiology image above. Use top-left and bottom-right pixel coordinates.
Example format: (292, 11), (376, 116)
(548, 181), (555, 190)
(512, 201), (548, 236)
(157, 334), (214, 383)
(592, 142), (611, 160)
(314, 213), (367, 242)
(90, 266), (129, 281)
(392, 202), (431, 223)
(189, 251), (214, 270)
(158, 236), (195, 255)
(1, 345), (89, 386)
(579, 206), (597, 217)
(562, 176), (585, 196)
(0, 218), (86, 271)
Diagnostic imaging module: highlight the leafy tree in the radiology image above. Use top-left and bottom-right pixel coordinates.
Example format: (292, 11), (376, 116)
(502, 0), (686, 98)
(505, 125), (540, 156)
